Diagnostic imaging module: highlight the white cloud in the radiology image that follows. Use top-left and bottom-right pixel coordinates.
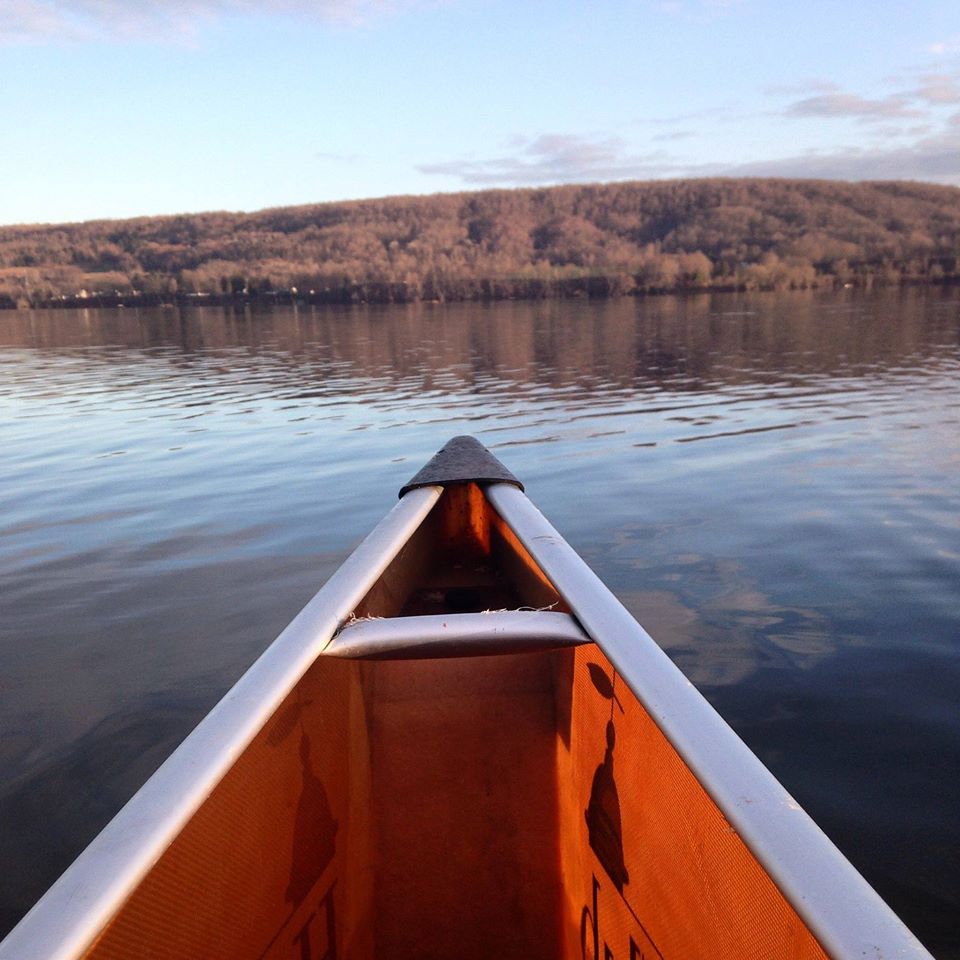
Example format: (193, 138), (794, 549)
(0, 0), (413, 42)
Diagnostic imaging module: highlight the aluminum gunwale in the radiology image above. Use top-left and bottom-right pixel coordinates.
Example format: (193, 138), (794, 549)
(0, 486), (443, 960)
(323, 610), (589, 659)
(485, 481), (933, 960)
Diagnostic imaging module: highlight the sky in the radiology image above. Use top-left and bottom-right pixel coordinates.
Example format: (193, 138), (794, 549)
(1, 0), (959, 226)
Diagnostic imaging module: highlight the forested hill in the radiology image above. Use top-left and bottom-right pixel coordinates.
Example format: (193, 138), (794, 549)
(2, 178), (960, 307)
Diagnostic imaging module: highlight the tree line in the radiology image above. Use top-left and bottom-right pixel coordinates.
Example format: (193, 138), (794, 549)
(1, 178), (958, 308)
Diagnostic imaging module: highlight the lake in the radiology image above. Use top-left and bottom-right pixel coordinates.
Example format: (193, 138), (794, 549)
(1, 289), (958, 956)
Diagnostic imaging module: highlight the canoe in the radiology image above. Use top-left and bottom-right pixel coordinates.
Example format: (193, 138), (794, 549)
(0, 436), (933, 960)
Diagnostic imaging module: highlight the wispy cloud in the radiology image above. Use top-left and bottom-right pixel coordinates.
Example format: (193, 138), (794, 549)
(763, 78), (839, 97)
(910, 73), (960, 105)
(0, 0), (84, 41)
(747, 71), (960, 182)
(783, 92), (922, 121)
(648, 108), (716, 126)
(720, 131), (960, 184)
(771, 68), (960, 120)
(422, 56), (960, 192)
(653, 0), (746, 22)
(0, 0), (415, 42)
(725, 107), (960, 183)
(929, 36), (960, 55)
(652, 130), (696, 142)
(417, 134), (679, 186)
(419, 109), (960, 189)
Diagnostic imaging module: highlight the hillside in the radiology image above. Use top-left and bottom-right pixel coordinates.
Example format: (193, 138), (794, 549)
(2, 178), (959, 307)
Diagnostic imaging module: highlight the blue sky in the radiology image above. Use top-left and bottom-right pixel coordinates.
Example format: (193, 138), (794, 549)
(1, 0), (959, 225)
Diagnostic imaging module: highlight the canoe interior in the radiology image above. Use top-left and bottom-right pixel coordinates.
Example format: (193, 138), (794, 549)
(80, 485), (827, 960)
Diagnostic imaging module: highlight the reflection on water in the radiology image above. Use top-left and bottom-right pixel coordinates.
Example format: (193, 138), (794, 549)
(1, 290), (959, 955)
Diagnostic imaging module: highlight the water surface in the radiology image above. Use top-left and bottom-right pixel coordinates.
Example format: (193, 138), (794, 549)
(1, 290), (958, 955)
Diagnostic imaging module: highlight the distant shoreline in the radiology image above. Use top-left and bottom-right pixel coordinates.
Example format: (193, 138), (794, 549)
(3, 273), (957, 311)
